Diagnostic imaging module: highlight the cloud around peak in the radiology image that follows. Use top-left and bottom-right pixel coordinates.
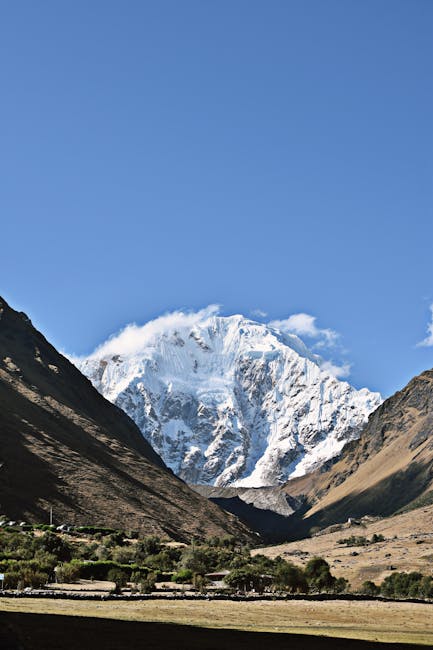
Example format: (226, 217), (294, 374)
(268, 312), (351, 379)
(417, 304), (433, 347)
(268, 312), (339, 347)
(87, 304), (220, 359)
(76, 305), (352, 380)
(319, 360), (352, 379)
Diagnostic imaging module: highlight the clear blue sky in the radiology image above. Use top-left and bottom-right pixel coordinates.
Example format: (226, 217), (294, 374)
(1, 0), (432, 396)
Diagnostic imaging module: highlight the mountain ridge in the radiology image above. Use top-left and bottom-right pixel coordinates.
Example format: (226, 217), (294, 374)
(76, 312), (381, 487)
(287, 367), (433, 531)
(0, 296), (255, 542)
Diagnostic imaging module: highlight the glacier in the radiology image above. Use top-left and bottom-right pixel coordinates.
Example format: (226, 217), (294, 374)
(75, 312), (381, 487)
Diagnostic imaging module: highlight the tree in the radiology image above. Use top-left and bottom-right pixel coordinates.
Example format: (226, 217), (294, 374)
(146, 550), (176, 572)
(361, 580), (380, 596)
(55, 562), (80, 584)
(134, 536), (162, 559)
(107, 568), (128, 593)
(225, 567), (267, 593)
(181, 548), (212, 575)
(131, 570), (156, 594)
(105, 532), (126, 548)
(36, 532), (72, 562)
(418, 576), (433, 599)
(333, 577), (350, 594)
(304, 557), (335, 592)
(274, 562), (307, 593)
(193, 574), (209, 593)
(112, 546), (136, 564)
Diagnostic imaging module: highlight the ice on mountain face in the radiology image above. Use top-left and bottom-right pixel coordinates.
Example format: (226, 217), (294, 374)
(76, 313), (382, 487)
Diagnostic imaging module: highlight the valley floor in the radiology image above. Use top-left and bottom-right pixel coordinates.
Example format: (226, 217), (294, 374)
(1, 597), (432, 647)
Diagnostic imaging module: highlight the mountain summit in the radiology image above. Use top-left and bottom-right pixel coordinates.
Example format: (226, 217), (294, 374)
(77, 311), (381, 487)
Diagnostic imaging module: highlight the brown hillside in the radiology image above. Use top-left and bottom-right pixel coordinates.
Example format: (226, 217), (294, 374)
(253, 504), (433, 590)
(0, 297), (255, 542)
(296, 369), (433, 530)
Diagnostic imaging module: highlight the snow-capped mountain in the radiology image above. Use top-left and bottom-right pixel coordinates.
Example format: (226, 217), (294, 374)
(75, 310), (381, 487)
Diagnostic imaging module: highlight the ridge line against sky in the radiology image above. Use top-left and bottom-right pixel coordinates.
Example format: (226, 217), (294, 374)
(68, 306), (353, 381)
(63, 304), (433, 397)
(1, 0), (432, 396)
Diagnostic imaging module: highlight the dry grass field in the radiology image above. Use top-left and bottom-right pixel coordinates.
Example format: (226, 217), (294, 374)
(1, 597), (433, 646)
(253, 505), (433, 590)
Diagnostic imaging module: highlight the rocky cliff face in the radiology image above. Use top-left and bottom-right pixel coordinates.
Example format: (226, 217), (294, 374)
(76, 313), (381, 487)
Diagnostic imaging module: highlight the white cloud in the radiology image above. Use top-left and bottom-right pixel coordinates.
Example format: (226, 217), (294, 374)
(251, 308), (268, 319)
(268, 312), (351, 378)
(319, 360), (351, 379)
(268, 313), (339, 346)
(85, 304), (220, 359)
(417, 304), (433, 347)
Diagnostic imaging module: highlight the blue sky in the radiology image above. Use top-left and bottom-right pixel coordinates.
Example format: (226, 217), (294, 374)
(1, 0), (432, 396)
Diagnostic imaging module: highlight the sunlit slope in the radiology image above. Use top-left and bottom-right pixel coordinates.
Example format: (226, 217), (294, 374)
(299, 370), (433, 528)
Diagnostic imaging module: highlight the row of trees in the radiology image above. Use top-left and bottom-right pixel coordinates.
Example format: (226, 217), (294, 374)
(362, 572), (433, 599)
(337, 534), (385, 547)
(0, 527), (432, 599)
(225, 557), (349, 594)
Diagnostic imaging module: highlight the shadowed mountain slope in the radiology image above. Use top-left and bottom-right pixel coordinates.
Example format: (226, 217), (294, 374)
(192, 484), (304, 541)
(0, 297), (255, 542)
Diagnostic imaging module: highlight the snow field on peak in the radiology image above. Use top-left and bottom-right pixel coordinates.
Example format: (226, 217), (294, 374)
(76, 313), (382, 487)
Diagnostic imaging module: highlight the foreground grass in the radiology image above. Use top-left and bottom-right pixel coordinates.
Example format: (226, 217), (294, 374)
(1, 598), (432, 646)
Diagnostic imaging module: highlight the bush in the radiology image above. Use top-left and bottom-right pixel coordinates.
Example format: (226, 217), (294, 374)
(193, 574), (209, 593)
(76, 526), (119, 535)
(4, 568), (48, 589)
(112, 546), (136, 564)
(145, 550), (177, 572)
(77, 560), (143, 581)
(274, 562), (307, 593)
(134, 536), (162, 559)
(130, 570), (147, 585)
(337, 534), (385, 547)
(35, 532), (72, 562)
(337, 536), (368, 547)
(55, 562), (81, 583)
(137, 572), (156, 594)
(361, 580), (380, 596)
(173, 569), (193, 584)
(107, 568), (128, 593)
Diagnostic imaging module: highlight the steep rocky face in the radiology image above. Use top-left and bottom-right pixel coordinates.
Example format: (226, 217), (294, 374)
(76, 314), (381, 487)
(0, 297), (255, 542)
(298, 369), (433, 528)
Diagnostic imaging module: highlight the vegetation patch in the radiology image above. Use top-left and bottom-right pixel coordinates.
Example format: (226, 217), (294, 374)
(337, 534), (385, 547)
